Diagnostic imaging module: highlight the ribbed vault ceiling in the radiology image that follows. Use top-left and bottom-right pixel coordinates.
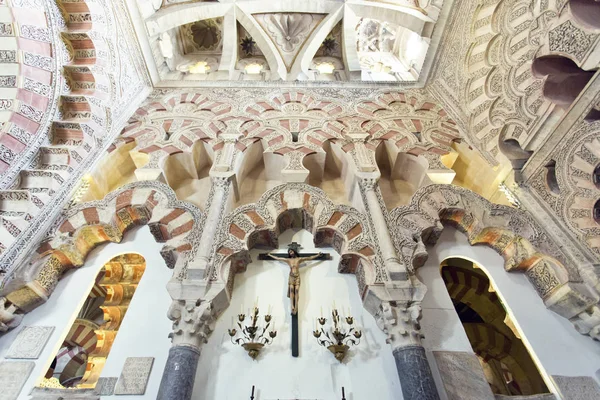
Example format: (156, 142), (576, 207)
(133, 0), (448, 85)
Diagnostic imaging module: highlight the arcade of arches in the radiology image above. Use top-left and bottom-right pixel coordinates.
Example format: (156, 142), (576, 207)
(0, 0), (599, 399)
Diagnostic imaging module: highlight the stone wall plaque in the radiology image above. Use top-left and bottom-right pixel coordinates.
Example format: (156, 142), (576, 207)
(433, 351), (495, 400)
(114, 357), (154, 395)
(5, 326), (54, 359)
(0, 361), (35, 400)
(553, 375), (600, 400)
(96, 377), (118, 396)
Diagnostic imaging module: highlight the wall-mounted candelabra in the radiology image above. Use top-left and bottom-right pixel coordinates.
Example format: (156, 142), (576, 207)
(229, 306), (277, 360)
(314, 308), (361, 362)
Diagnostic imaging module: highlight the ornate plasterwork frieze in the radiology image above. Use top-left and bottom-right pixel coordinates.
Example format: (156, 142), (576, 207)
(527, 118), (600, 261)
(428, 0), (600, 167)
(389, 183), (600, 340)
(0, 0), (151, 277)
(210, 183), (379, 300)
(0, 0), (60, 188)
(116, 88), (459, 190)
(0, 181), (204, 333)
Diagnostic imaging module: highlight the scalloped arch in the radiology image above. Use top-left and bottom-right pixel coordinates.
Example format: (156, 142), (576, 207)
(1, 181), (204, 320)
(211, 183), (379, 300)
(388, 184), (600, 334)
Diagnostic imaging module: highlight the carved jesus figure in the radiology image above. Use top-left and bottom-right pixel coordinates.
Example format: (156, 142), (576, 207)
(267, 248), (322, 315)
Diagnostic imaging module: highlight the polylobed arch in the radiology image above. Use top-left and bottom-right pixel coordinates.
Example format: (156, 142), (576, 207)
(0, 182), (204, 331)
(211, 183), (379, 303)
(569, 0), (600, 31)
(388, 184), (600, 339)
(244, 91), (345, 119)
(130, 92), (232, 122)
(532, 55), (595, 108)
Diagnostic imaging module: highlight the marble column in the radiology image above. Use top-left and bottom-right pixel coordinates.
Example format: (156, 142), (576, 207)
(380, 302), (441, 400)
(394, 346), (440, 400)
(157, 345), (200, 400)
(157, 300), (216, 400)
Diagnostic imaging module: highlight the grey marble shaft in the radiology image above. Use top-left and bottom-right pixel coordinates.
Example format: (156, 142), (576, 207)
(393, 346), (441, 400)
(157, 345), (200, 400)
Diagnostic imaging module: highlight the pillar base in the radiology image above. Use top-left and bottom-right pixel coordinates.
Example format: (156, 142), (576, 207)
(157, 345), (201, 400)
(393, 345), (440, 400)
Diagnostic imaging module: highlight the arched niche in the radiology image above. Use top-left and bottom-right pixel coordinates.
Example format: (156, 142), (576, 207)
(83, 142), (139, 202)
(440, 257), (549, 396)
(304, 141), (353, 206)
(416, 228), (600, 399)
(447, 141), (513, 206)
(234, 140), (285, 208)
(162, 140), (214, 209)
(37, 253), (147, 390)
(570, 0), (600, 30)
(389, 184), (600, 341)
(5, 226), (175, 399)
(376, 142), (425, 210)
(193, 228), (399, 400)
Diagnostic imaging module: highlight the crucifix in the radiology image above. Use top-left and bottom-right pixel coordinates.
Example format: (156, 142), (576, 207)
(259, 242), (331, 357)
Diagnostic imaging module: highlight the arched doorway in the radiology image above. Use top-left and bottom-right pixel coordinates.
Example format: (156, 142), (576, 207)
(38, 253), (146, 389)
(441, 257), (549, 396)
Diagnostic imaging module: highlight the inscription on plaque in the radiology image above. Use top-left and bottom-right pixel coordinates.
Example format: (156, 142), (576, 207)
(6, 326), (54, 359)
(114, 357), (154, 395)
(0, 361), (35, 400)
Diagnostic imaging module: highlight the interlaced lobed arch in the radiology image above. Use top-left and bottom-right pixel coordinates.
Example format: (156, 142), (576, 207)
(389, 184), (600, 339)
(211, 183), (379, 301)
(0, 182), (204, 331)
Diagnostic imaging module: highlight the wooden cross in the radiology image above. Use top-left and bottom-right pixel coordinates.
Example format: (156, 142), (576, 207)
(259, 242), (331, 357)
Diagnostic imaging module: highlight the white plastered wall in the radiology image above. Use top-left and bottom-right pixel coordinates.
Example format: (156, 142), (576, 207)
(418, 227), (600, 399)
(0, 227), (173, 399)
(193, 229), (402, 400)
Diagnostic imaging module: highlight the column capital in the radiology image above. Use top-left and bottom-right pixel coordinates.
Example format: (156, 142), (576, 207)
(209, 173), (234, 188)
(375, 301), (425, 350)
(358, 175), (380, 190)
(219, 132), (244, 143)
(167, 300), (217, 348)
